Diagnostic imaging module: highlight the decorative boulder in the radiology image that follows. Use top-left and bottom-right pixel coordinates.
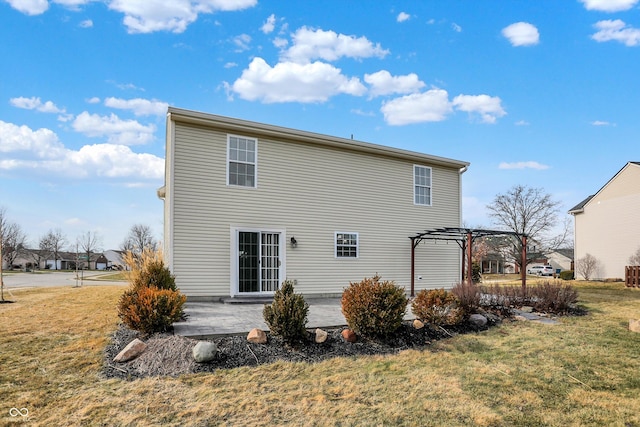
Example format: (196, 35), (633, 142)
(413, 319), (425, 329)
(192, 341), (218, 363)
(113, 338), (147, 363)
(630, 319), (640, 333)
(247, 328), (267, 344)
(315, 328), (328, 343)
(469, 314), (488, 328)
(341, 329), (357, 343)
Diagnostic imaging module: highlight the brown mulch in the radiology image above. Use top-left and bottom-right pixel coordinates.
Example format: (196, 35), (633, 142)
(102, 313), (503, 380)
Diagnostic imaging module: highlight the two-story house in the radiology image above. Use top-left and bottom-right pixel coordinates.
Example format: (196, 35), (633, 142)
(159, 108), (470, 300)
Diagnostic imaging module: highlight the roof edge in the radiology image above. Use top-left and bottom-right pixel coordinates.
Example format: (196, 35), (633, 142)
(167, 107), (469, 169)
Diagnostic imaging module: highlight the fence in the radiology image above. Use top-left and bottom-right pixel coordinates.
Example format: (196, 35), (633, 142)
(625, 266), (640, 288)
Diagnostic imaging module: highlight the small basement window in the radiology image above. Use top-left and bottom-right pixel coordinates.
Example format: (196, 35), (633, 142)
(336, 232), (358, 258)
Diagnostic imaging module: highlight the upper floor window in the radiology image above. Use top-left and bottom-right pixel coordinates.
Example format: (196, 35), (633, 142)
(336, 232), (358, 258)
(414, 165), (432, 206)
(228, 135), (257, 187)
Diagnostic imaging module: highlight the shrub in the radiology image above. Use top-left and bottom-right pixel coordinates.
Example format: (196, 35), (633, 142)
(118, 249), (186, 334)
(341, 275), (408, 339)
(530, 280), (578, 314)
(123, 249), (177, 291)
(411, 288), (464, 326)
(118, 286), (186, 334)
(263, 280), (309, 344)
(559, 270), (574, 281)
(452, 281), (481, 315)
(472, 263), (482, 283)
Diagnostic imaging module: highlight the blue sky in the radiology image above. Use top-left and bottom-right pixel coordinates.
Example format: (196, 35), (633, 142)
(1, 0), (638, 250)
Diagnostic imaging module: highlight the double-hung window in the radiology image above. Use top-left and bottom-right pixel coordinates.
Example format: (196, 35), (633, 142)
(336, 232), (358, 258)
(228, 135), (257, 187)
(414, 165), (432, 206)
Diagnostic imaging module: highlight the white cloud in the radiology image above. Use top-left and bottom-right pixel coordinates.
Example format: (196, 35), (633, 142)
(397, 12), (410, 23)
(79, 19), (93, 28)
(364, 70), (425, 97)
(591, 120), (614, 126)
(452, 94), (506, 124)
(452, 23), (462, 32)
(233, 33), (251, 51)
(72, 112), (156, 145)
(380, 89), (453, 125)
(87, 97), (101, 104)
(499, 161), (550, 170)
(282, 27), (389, 63)
(224, 62), (237, 68)
(261, 13), (276, 34)
(502, 22), (540, 46)
(5, 0), (49, 15)
(107, 0), (257, 34)
(515, 120), (530, 126)
(104, 97), (169, 116)
(591, 19), (640, 46)
(0, 120), (163, 179)
(231, 57), (366, 103)
(10, 96), (65, 114)
(273, 37), (288, 48)
(580, 0), (638, 12)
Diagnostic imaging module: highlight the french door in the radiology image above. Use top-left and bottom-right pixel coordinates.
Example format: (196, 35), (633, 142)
(238, 231), (281, 294)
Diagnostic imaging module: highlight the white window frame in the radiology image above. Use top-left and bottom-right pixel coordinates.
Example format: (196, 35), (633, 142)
(413, 165), (432, 206)
(335, 232), (359, 259)
(227, 134), (258, 188)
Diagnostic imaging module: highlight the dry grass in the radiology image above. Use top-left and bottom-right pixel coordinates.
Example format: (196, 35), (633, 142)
(1, 282), (639, 426)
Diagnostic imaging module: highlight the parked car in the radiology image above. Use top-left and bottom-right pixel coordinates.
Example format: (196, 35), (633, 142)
(527, 264), (554, 276)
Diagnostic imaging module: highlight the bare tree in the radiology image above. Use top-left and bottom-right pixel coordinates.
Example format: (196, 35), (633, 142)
(39, 229), (68, 270)
(576, 253), (600, 280)
(77, 231), (103, 270)
(629, 247), (640, 266)
(1, 207), (28, 301)
(120, 224), (158, 256)
(486, 185), (567, 274)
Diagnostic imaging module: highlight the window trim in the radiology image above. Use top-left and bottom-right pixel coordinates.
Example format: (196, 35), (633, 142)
(226, 134), (258, 188)
(413, 165), (432, 206)
(335, 232), (359, 259)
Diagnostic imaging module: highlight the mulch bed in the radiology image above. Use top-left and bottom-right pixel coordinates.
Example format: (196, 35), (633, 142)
(103, 313), (503, 380)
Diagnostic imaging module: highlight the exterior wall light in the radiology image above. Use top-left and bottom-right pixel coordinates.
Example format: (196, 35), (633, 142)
(290, 237), (297, 248)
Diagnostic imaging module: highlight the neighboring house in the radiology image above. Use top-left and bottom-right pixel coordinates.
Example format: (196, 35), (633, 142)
(103, 250), (127, 270)
(159, 108), (470, 300)
(546, 249), (574, 272)
(569, 161), (640, 280)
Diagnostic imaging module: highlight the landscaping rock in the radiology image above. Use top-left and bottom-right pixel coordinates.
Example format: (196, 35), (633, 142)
(520, 306), (533, 313)
(514, 315), (528, 322)
(469, 314), (488, 327)
(113, 338), (147, 363)
(315, 328), (328, 343)
(192, 341), (218, 363)
(413, 319), (425, 329)
(247, 328), (267, 344)
(629, 319), (640, 333)
(341, 329), (357, 343)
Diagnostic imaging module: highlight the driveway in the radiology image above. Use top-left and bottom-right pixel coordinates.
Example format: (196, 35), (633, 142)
(1, 271), (127, 289)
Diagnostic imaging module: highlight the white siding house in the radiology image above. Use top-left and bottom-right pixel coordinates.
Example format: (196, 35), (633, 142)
(160, 108), (470, 300)
(569, 162), (640, 280)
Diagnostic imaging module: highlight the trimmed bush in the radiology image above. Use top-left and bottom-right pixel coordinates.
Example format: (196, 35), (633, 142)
(472, 263), (482, 283)
(411, 288), (464, 326)
(451, 281), (481, 315)
(263, 280), (309, 344)
(118, 287), (186, 334)
(559, 270), (574, 281)
(341, 275), (408, 339)
(118, 249), (186, 334)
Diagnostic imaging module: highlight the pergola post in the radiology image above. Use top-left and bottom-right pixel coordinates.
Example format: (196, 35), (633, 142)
(410, 238), (416, 297)
(466, 231), (473, 284)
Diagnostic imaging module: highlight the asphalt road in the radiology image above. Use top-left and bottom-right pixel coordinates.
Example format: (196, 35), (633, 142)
(0, 271), (127, 289)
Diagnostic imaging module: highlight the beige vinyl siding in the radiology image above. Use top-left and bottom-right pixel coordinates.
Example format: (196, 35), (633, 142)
(574, 164), (640, 280)
(169, 120), (464, 298)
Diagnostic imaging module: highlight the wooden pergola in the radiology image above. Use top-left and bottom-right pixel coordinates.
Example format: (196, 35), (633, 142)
(409, 227), (528, 296)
